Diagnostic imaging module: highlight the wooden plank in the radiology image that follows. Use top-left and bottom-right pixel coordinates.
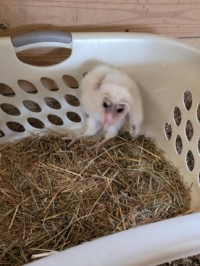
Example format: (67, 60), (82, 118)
(16, 48), (72, 66)
(1, 0), (200, 38)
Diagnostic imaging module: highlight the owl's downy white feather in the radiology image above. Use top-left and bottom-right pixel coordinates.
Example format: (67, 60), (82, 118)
(63, 64), (143, 151)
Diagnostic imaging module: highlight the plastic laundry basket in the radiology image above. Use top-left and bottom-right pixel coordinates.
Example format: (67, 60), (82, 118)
(0, 31), (200, 266)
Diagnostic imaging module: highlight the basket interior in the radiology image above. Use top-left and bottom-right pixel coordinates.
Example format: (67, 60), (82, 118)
(0, 33), (200, 210)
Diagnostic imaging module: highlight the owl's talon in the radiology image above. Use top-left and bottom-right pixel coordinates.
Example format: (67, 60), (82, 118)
(89, 142), (102, 155)
(67, 138), (78, 148)
(130, 125), (139, 138)
(61, 135), (78, 148)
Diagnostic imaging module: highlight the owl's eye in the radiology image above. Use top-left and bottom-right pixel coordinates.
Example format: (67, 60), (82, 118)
(103, 102), (109, 108)
(116, 107), (124, 113)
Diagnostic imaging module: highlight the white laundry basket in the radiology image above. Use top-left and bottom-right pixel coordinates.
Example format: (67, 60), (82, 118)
(0, 31), (200, 266)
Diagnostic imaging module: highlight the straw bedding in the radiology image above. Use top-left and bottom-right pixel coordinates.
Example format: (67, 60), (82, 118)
(0, 131), (191, 266)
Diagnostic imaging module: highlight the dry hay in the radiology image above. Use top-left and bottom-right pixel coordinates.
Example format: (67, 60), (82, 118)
(0, 132), (191, 266)
(160, 254), (200, 266)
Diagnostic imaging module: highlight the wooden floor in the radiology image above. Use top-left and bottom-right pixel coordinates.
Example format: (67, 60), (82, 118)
(1, 0), (200, 42)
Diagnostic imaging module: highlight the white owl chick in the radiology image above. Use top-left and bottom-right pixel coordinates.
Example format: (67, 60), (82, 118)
(63, 64), (143, 151)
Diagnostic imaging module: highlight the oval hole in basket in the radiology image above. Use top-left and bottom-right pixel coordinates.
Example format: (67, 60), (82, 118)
(66, 112), (81, 123)
(0, 103), (21, 116)
(16, 47), (71, 66)
(164, 122), (172, 140)
(44, 97), (61, 109)
(0, 83), (15, 97)
(27, 118), (45, 129)
(64, 94), (80, 107)
(199, 172), (200, 186)
(198, 138), (200, 155)
(6, 121), (25, 132)
(18, 80), (38, 94)
(63, 75), (79, 89)
(183, 90), (192, 111)
(175, 135), (183, 155)
(0, 130), (5, 137)
(47, 114), (63, 126)
(41, 77), (59, 91)
(173, 107), (181, 126)
(197, 103), (200, 124)
(186, 150), (195, 171)
(185, 120), (194, 141)
(23, 100), (42, 113)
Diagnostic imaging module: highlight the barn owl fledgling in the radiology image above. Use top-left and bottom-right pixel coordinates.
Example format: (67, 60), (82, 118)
(63, 64), (143, 151)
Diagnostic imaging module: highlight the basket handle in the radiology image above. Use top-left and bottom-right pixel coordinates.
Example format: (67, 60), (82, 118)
(11, 31), (72, 52)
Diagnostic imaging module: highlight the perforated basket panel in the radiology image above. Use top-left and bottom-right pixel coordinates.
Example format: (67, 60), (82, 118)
(0, 32), (200, 210)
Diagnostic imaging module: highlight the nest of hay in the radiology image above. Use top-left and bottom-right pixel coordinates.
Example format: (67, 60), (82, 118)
(0, 132), (191, 266)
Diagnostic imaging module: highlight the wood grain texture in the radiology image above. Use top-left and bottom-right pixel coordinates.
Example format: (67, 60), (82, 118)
(16, 48), (72, 66)
(0, 0), (200, 38)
